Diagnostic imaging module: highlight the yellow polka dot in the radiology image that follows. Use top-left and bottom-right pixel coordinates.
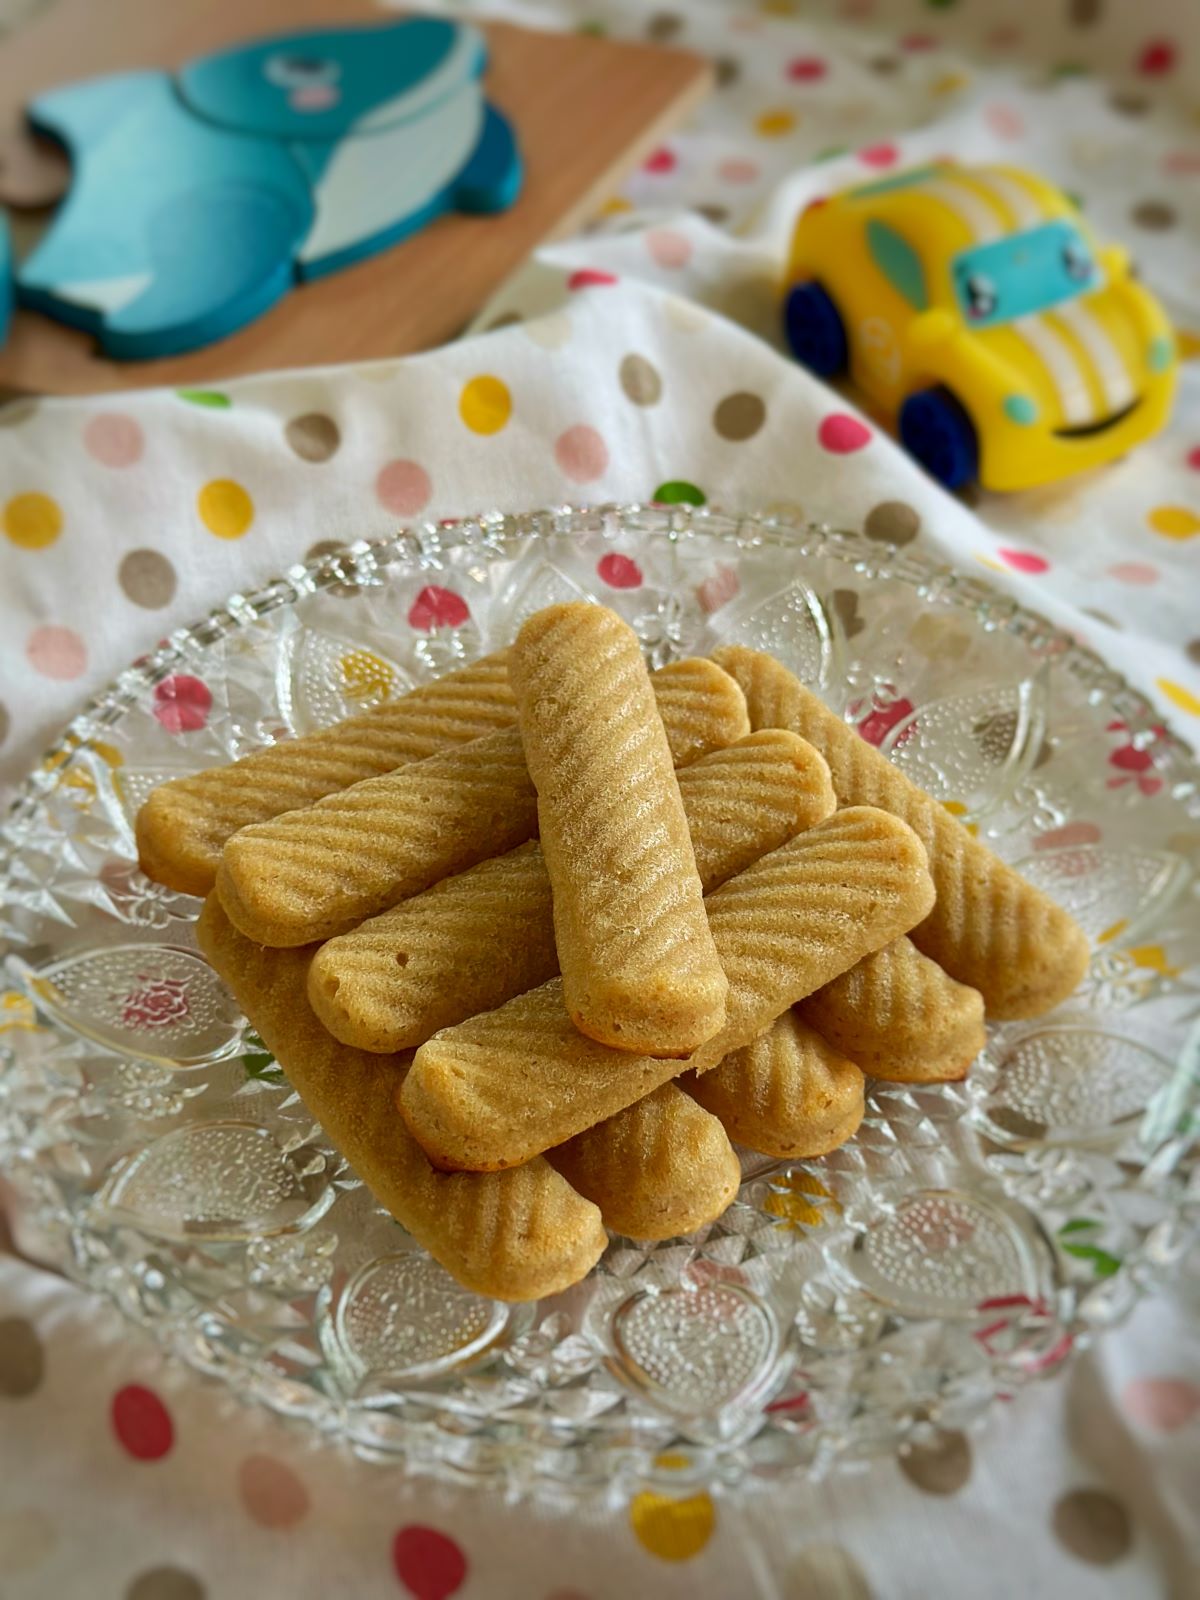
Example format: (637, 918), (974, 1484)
(4, 492), (62, 549)
(932, 72), (970, 95)
(1157, 677), (1200, 715)
(1097, 919), (1129, 945)
(1147, 505), (1200, 539)
(601, 195), (633, 215)
(630, 1488), (715, 1561)
(459, 375), (512, 435)
(198, 479), (254, 539)
(942, 799), (979, 836)
(339, 649), (396, 707)
(975, 554), (1006, 572)
(759, 0), (798, 14)
(654, 1452), (692, 1472)
(1176, 329), (1200, 360)
(1127, 944), (1181, 978)
(755, 109), (798, 138)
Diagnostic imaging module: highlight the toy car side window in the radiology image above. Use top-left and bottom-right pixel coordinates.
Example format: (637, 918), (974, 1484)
(866, 219), (928, 311)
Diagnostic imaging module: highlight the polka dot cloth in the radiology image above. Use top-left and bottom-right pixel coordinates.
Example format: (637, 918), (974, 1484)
(2, 1), (1200, 1595)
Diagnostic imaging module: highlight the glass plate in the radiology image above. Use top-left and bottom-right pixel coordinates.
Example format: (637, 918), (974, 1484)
(2, 504), (1198, 1490)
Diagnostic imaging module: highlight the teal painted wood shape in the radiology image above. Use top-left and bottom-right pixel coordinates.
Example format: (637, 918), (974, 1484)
(11, 16), (521, 359)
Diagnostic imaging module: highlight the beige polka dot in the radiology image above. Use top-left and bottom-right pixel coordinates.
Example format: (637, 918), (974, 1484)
(1110, 90), (1150, 116)
(0, 398), (38, 427)
(1187, 639), (1200, 664)
(0, 1316), (44, 1397)
(1069, 0), (1102, 22)
(831, 589), (864, 639)
(485, 311), (522, 332)
(646, 11), (682, 40)
(694, 203), (730, 225)
(715, 56), (741, 88)
(898, 1430), (972, 1494)
(306, 539), (359, 599)
(864, 500), (920, 545)
(1132, 200), (1177, 231)
(907, 612), (970, 662)
(1053, 1489), (1133, 1565)
(522, 311), (573, 349)
(0, 701), (8, 748)
(238, 1454), (310, 1528)
(619, 353), (662, 406)
(0, 1508), (57, 1574)
(869, 55), (900, 75)
(126, 1568), (206, 1600)
(119, 549), (177, 610)
(285, 412), (340, 463)
(788, 1542), (873, 1599)
(714, 390), (766, 441)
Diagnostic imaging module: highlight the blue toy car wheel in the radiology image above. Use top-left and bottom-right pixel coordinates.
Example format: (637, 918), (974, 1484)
(899, 386), (979, 490)
(783, 280), (848, 378)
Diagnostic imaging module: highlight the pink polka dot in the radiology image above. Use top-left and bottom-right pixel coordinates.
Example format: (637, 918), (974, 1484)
(238, 1454), (310, 1528)
(26, 624), (87, 681)
(787, 57), (828, 82)
(985, 103), (1025, 140)
(1034, 821), (1102, 851)
(1185, 446), (1200, 470)
(83, 412), (144, 468)
(858, 142), (898, 169)
(1164, 150), (1200, 176)
(817, 413), (872, 453)
(646, 228), (692, 269)
(643, 146), (677, 174)
(1122, 1377), (1200, 1431)
(376, 460), (432, 518)
(718, 158), (759, 185)
(153, 674), (212, 733)
(407, 586), (470, 632)
(696, 563), (740, 614)
(597, 552), (643, 589)
(900, 33), (937, 52)
(987, 23), (1022, 50)
(567, 269), (618, 291)
(392, 1526), (467, 1600)
(1108, 561), (1160, 585)
(111, 1384), (174, 1461)
(554, 424), (609, 484)
(1138, 39), (1177, 77)
(857, 697), (915, 748)
(998, 548), (1050, 574)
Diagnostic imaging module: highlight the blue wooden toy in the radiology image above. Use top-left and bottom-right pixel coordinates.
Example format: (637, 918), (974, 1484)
(11, 16), (521, 359)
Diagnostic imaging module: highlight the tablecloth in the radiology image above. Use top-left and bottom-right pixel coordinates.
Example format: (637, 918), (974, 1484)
(1, 1), (1198, 1596)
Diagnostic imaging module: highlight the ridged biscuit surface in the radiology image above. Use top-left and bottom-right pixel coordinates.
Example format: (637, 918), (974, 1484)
(686, 1010), (865, 1158)
(309, 730), (835, 1052)
(195, 895), (606, 1302)
(549, 1084), (741, 1240)
(402, 806), (935, 1170)
(799, 937), (986, 1083)
(712, 646), (1090, 1020)
(511, 604), (725, 1056)
(137, 651), (516, 896)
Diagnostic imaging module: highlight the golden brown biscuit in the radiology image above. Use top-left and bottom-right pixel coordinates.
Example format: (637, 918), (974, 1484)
(309, 729), (835, 1052)
(195, 895), (606, 1302)
(137, 652), (517, 897)
(216, 657), (750, 949)
(798, 936), (986, 1083)
(510, 603), (725, 1056)
(401, 806), (935, 1170)
(711, 645), (1090, 1019)
(685, 1010), (865, 1158)
(549, 1084), (742, 1240)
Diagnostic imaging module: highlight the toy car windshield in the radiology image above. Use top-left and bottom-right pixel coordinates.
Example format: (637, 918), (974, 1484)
(951, 220), (1098, 330)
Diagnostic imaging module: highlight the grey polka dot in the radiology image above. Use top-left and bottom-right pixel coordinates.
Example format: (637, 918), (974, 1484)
(1069, 0), (1103, 24)
(646, 11), (682, 40)
(0, 397), (38, 427)
(713, 390), (766, 441)
(284, 412), (340, 462)
(864, 500), (920, 545)
(126, 1568), (206, 1600)
(119, 549), (177, 610)
(1132, 199), (1177, 231)
(789, 1543), (874, 1599)
(485, 311), (522, 331)
(694, 203), (730, 225)
(1084, 607), (1123, 631)
(899, 1430), (972, 1494)
(869, 56), (900, 75)
(715, 56), (741, 88)
(0, 1317), (44, 1398)
(305, 539), (359, 599)
(1053, 1489), (1132, 1565)
(619, 353), (663, 407)
(0, 701), (8, 748)
(1110, 90), (1150, 116)
(1187, 639), (1200, 665)
(831, 588), (865, 639)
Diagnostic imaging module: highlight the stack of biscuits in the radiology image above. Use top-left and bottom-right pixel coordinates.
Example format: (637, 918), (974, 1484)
(136, 602), (1090, 1302)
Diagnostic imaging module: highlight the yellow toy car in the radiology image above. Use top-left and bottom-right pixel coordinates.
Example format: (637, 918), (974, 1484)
(783, 162), (1176, 491)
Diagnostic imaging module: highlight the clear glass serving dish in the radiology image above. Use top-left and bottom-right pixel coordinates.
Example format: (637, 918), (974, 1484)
(1, 504), (1197, 1491)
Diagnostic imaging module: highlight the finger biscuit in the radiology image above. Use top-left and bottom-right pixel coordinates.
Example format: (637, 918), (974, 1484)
(137, 651), (516, 897)
(401, 806), (935, 1170)
(195, 895), (607, 1302)
(217, 657), (750, 948)
(712, 646), (1090, 1019)
(685, 1010), (865, 1159)
(798, 936), (986, 1083)
(511, 604), (727, 1056)
(309, 730), (835, 1052)
(549, 1084), (741, 1240)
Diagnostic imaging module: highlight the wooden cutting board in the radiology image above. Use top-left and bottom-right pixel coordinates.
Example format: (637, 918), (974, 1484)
(0, 0), (710, 394)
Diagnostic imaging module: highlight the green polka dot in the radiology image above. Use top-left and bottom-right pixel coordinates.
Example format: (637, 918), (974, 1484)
(653, 480), (706, 506)
(176, 390), (231, 409)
